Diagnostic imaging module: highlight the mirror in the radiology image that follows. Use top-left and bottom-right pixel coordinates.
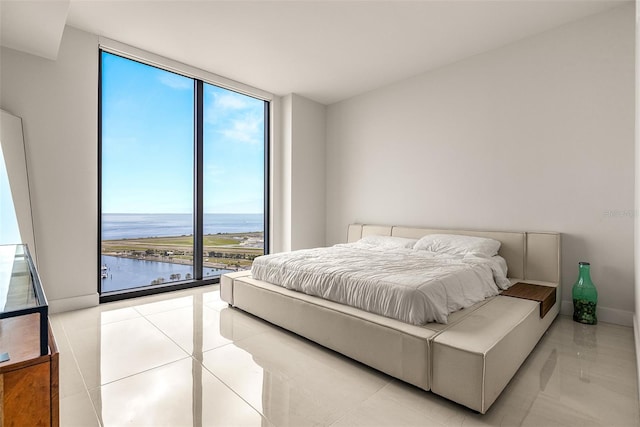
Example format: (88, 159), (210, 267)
(0, 109), (37, 263)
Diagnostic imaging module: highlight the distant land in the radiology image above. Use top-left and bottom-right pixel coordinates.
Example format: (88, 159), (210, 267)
(101, 231), (264, 270)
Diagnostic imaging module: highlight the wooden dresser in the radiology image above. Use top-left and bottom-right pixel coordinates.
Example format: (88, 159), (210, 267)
(0, 245), (59, 427)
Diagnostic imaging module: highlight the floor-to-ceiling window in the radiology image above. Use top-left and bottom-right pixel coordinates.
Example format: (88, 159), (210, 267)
(99, 51), (268, 300)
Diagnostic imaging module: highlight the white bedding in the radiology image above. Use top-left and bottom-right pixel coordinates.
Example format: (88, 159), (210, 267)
(251, 241), (510, 325)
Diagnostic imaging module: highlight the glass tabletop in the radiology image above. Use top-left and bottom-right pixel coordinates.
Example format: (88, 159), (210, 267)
(0, 244), (42, 314)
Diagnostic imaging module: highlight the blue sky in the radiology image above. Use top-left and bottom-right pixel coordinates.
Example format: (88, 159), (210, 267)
(101, 52), (264, 214)
(0, 144), (22, 244)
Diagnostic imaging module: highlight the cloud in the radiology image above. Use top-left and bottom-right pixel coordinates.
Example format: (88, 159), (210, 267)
(203, 87), (265, 143)
(214, 92), (249, 110)
(158, 73), (192, 90)
(220, 113), (263, 144)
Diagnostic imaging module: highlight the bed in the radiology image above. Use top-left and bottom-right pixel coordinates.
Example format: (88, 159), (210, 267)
(221, 224), (561, 413)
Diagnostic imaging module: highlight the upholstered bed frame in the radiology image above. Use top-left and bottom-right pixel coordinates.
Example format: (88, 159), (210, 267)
(221, 224), (561, 413)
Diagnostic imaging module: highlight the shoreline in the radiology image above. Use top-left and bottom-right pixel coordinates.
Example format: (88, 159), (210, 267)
(101, 231), (262, 272)
(101, 252), (248, 271)
(101, 253), (247, 272)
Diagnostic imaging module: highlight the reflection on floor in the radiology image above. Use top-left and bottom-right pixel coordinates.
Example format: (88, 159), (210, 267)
(52, 285), (640, 426)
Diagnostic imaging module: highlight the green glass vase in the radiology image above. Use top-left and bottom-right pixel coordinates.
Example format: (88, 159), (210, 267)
(572, 262), (598, 325)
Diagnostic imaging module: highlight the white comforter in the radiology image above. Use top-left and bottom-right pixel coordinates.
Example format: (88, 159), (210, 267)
(251, 242), (509, 325)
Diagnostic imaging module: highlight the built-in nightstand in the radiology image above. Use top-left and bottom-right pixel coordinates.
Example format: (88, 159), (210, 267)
(501, 282), (556, 318)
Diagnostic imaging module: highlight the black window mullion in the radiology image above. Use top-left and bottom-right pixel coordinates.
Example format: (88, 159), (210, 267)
(263, 101), (270, 255)
(98, 49), (104, 294)
(194, 80), (204, 279)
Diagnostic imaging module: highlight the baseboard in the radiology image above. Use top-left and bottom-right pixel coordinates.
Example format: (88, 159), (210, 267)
(634, 314), (640, 403)
(561, 300), (633, 327)
(49, 292), (99, 314)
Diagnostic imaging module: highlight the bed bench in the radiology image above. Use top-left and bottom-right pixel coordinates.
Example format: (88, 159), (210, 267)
(220, 224), (561, 413)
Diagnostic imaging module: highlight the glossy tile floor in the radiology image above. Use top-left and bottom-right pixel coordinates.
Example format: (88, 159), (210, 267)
(51, 285), (640, 426)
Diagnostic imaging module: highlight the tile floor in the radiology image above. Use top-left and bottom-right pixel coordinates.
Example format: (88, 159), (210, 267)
(52, 285), (640, 426)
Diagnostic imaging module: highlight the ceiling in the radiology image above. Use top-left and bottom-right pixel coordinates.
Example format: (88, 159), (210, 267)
(0, 0), (69, 60)
(1, 0), (629, 105)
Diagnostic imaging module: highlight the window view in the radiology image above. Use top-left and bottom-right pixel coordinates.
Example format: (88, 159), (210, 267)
(100, 51), (267, 294)
(203, 84), (265, 272)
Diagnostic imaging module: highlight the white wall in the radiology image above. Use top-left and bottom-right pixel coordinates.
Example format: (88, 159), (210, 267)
(273, 95), (292, 253)
(326, 5), (635, 325)
(278, 94), (326, 252)
(290, 94), (326, 250)
(1, 26), (99, 311)
(634, 0), (639, 399)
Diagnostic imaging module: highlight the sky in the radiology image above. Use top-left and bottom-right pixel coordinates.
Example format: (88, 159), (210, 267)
(0, 144), (22, 244)
(101, 52), (265, 214)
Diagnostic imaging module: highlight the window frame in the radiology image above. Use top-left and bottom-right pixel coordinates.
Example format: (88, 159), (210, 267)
(98, 47), (271, 303)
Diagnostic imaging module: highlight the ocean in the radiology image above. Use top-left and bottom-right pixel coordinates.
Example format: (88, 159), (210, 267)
(102, 213), (263, 240)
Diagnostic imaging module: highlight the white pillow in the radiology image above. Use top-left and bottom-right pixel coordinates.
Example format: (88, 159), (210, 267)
(413, 234), (501, 258)
(357, 235), (418, 249)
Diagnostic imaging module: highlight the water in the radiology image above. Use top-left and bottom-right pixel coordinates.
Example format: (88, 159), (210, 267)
(102, 213), (263, 240)
(101, 255), (232, 292)
(100, 213), (258, 292)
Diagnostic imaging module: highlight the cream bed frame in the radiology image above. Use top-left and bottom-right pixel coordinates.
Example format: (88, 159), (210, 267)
(221, 224), (561, 413)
